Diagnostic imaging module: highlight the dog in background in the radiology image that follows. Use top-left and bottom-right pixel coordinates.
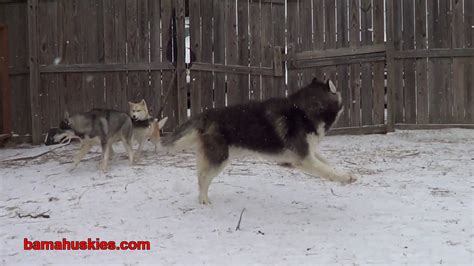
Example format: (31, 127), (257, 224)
(53, 109), (134, 171)
(161, 78), (357, 204)
(129, 100), (168, 158)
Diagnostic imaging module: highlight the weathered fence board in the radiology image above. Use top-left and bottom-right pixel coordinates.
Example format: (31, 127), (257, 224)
(372, 0), (385, 125)
(237, 0), (250, 103)
(1, 1), (30, 136)
(349, 0), (361, 127)
(360, 0), (373, 126)
(415, 0), (428, 124)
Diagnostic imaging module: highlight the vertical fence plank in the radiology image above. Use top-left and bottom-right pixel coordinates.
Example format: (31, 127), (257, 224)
(189, 0), (201, 115)
(138, 0), (150, 105)
(299, 0), (314, 86)
(104, 0), (127, 113)
(237, 0), (250, 102)
(60, 0), (84, 119)
(126, 0), (139, 102)
(415, 0), (428, 124)
(260, 1), (273, 99)
(38, 0), (59, 132)
(161, 0), (178, 129)
(81, 0), (105, 111)
(440, 0), (452, 123)
(149, 0), (163, 118)
(349, 0), (360, 126)
(287, 0), (299, 93)
(313, 0), (324, 82)
(402, 0), (416, 124)
(429, 0), (451, 123)
(360, 0), (373, 125)
(201, 0), (214, 110)
(465, 0), (473, 122)
(336, 0), (350, 127)
(0, 24), (12, 134)
(427, 0), (440, 123)
(7, 2), (31, 136)
(271, 1), (285, 98)
(372, 0), (385, 125)
(451, 0), (465, 123)
(324, 0), (336, 82)
(249, 0), (261, 100)
(225, 0), (239, 105)
(175, 0), (187, 123)
(213, 0), (226, 107)
(392, 0), (404, 124)
(28, 0), (42, 144)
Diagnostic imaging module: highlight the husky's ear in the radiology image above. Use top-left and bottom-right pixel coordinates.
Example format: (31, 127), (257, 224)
(311, 77), (319, 85)
(328, 80), (337, 93)
(140, 99), (147, 106)
(158, 117), (168, 129)
(128, 101), (134, 107)
(64, 110), (70, 120)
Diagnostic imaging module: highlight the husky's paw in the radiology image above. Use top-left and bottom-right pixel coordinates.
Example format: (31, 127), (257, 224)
(98, 162), (108, 172)
(198, 194), (211, 205)
(340, 172), (357, 184)
(68, 161), (79, 172)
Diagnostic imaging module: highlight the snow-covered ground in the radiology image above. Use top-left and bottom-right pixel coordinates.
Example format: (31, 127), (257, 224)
(1, 129), (473, 265)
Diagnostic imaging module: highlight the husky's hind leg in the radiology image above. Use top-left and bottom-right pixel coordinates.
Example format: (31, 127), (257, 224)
(196, 135), (229, 204)
(196, 154), (228, 205)
(99, 141), (113, 172)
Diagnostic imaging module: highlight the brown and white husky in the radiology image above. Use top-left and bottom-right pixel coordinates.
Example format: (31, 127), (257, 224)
(129, 100), (168, 160)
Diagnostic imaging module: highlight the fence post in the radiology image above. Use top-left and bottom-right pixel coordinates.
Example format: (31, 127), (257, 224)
(0, 24), (12, 137)
(27, 0), (42, 144)
(385, 0), (395, 132)
(175, 0), (187, 124)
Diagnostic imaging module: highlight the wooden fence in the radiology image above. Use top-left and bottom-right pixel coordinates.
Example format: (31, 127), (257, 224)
(0, 0), (473, 144)
(389, 0), (473, 127)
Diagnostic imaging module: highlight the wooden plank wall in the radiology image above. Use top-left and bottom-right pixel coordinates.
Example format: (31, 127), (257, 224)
(32, 0), (178, 134)
(288, 0), (386, 129)
(188, 0), (285, 116)
(1, 0), (473, 140)
(0, 1), (30, 136)
(393, 0), (474, 125)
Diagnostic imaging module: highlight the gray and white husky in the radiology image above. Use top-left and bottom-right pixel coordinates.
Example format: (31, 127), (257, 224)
(161, 78), (357, 204)
(54, 109), (134, 171)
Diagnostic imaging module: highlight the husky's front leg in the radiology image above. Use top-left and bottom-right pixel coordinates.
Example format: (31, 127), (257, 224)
(122, 136), (134, 165)
(71, 142), (93, 171)
(295, 155), (357, 184)
(314, 150), (330, 165)
(135, 138), (144, 162)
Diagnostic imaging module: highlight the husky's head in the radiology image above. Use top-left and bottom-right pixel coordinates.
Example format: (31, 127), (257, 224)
(290, 77), (344, 129)
(129, 99), (150, 121)
(46, 111), (77, 145)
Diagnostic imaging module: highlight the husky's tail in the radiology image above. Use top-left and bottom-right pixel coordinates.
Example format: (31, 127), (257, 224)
(161, 117), (199, 151)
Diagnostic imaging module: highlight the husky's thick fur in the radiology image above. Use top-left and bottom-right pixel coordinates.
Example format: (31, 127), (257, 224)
(161, 78), (356, 204)
(54, 109), (134, 171)
(129, 100), (168, 157)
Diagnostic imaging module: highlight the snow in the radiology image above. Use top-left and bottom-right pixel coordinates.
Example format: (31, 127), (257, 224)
(1, 129), (473, 265)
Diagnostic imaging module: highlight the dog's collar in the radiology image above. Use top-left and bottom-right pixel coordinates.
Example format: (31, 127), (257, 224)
(132, 118), (153, 128)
